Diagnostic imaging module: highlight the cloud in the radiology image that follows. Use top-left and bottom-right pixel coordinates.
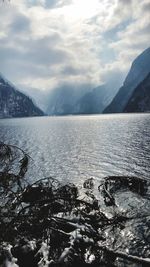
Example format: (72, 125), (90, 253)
(107, 0), (150, 74)
(45, 0), (72, 9)
(0, 0), (149, 95)
(26, 0), (72, 9)
(9, 14), (30, 34)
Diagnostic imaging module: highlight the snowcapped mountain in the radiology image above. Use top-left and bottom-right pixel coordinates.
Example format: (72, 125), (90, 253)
(0, 74), (44, 118)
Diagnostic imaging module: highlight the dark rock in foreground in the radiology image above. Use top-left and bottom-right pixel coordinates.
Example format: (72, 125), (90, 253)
(0, 143), (150, 267)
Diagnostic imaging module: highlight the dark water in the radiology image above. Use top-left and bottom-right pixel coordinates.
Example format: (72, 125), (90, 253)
(0, 113), (150, 185)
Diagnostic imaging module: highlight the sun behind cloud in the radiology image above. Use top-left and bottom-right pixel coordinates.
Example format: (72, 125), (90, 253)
(59, 0), (102, 19)
(55, 0), (116, 21)
(0, 0), (149, 93)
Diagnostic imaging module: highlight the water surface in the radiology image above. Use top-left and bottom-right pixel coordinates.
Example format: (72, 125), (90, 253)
(0, 114), (149, 185)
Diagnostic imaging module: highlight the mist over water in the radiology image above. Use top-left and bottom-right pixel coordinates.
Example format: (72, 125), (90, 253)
(0, 114), (149, 186)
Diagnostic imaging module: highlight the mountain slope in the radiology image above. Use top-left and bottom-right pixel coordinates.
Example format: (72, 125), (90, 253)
(104, 47), (150, 113)
(46, 86), (80, 115)
(124, 72), (150, 112)
(75, 85), (113, 114)
(46, 85), (93, 115)
(0, 74), (44, 118)
(46, 83), (117, 115)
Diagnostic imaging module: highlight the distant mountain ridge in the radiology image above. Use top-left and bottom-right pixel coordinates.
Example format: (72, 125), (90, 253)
(104, 47), (150, 113)
(1, 47), (150, 117)
(74, 85), (114, 114)
(46, 85), (86, 115)
(46, 84), (116, 115)
(124, 72), (150, 113)
(0, 74), (44, 118)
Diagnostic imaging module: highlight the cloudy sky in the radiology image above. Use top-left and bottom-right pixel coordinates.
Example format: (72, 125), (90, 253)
(0, 0), (149, 93)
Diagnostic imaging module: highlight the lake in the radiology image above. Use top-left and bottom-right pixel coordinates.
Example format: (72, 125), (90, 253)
(0, 113), (150, 185)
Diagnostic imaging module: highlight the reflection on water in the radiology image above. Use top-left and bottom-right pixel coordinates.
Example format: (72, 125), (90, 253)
(0, 114), (150, 185)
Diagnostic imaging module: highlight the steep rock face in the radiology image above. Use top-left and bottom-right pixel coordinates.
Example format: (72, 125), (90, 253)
(104, 47), (150, 113)
(124, 72), (150, 112)
(0, 75), (44, 118)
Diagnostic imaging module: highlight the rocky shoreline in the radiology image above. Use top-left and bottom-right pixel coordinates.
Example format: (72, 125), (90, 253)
(0, 143), (150, 267)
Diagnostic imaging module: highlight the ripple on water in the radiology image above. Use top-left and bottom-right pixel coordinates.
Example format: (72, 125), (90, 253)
(0, 114), (150, 184)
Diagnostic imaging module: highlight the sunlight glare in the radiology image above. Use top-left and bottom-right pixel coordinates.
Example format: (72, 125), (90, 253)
(59, 0), (105, 20)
